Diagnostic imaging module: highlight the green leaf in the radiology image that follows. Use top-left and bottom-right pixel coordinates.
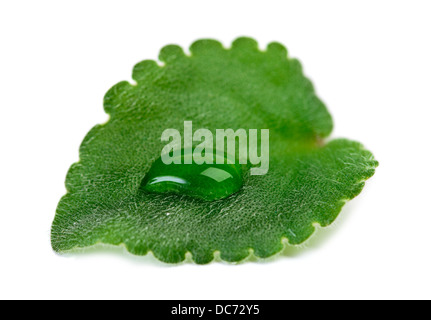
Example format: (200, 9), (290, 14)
(51, 37), (378, 264)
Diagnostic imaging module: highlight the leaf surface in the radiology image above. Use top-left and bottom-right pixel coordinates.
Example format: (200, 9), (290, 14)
(51, 38), (378, 264)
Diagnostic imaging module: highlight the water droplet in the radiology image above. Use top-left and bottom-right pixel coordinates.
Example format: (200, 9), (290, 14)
(141, 149), (243, 201)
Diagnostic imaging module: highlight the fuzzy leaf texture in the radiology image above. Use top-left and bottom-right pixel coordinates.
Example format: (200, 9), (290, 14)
(51, 38), (378, 264)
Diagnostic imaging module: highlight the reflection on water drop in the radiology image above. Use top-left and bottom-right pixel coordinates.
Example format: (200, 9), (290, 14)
(141, 149), (243, 201)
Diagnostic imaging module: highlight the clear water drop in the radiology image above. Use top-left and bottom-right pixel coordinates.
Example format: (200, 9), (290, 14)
(141, 149), (243, 201)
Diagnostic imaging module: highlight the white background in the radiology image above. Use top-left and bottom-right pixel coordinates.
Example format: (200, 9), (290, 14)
(1, 0), (430, 300)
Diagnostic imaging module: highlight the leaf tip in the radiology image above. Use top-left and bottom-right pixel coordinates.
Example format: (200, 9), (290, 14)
(189, 39), (225, 55)
(231, 37), (259, 51)
(132, 59), (161, 82)
(159, 44), (187, 63)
